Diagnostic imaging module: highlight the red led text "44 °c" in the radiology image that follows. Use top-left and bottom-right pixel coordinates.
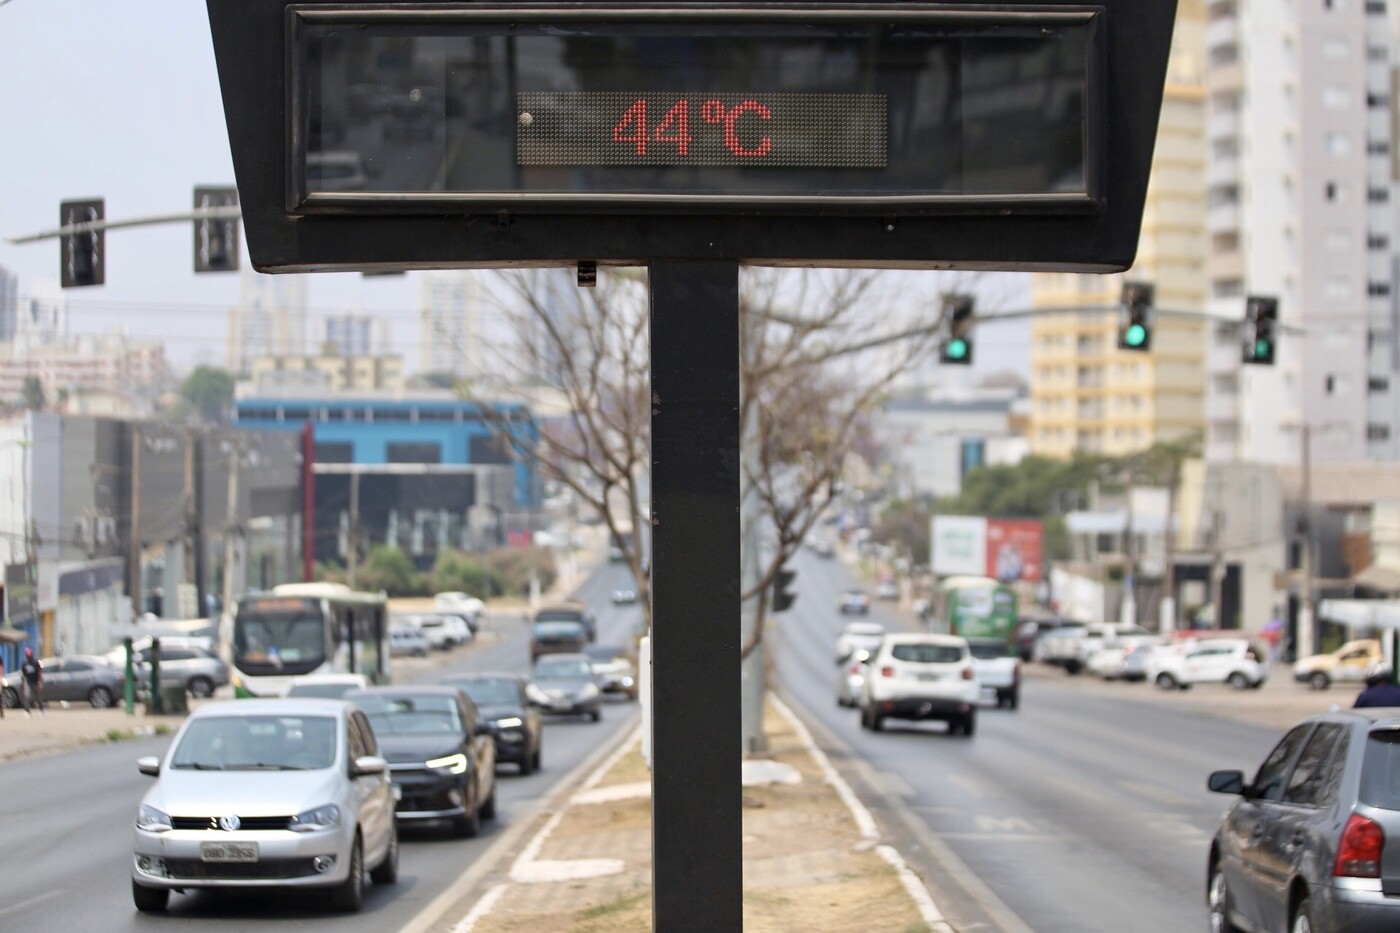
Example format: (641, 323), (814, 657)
(612, 98), (774, 159)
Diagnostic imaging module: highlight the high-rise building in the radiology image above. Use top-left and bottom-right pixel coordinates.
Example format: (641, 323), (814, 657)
(321, 314), (388, 357)
(227, 270), (308, 375)
(419, 272), (477, 378)
(1203, 0), (1398, 464)
(0, 264), (17, 344)
(1029, 1), (1208, 459)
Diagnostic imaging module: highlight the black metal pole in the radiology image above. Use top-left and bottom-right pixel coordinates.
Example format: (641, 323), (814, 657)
(649, 260), (742, 931)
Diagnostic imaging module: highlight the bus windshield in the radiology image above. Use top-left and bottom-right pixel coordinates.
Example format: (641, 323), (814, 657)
(233, 605), (327, 676)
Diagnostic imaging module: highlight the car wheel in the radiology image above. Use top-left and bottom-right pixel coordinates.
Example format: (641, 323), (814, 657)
(1291, 895), (1317, 933)
(1007, 689), (1020, 711)
(1309, 672), (1331, 691)
(1227, 672), (1251, 691)
(870, 711), (884, 732)
(132, 879), (169, 912)
(454, 787), (481, 838)
(328, 834), (364, 912)
(1207, 862), (1243, 933)
(88, 685), (115, 708)
(532, 746), (542, 772)
(1156, 673), (1178, 691)
(370, 823), (399, 885)
(1, 686), (16, 708)
(518, 750), (534, 776)
(961, 712), (977, 737)
(480, 782), (497, 821)
(1064, 660), (1082, 675)
(589, 709), (601, 723)
(187, 676), (214, 699)
(859, 706), (871, 730)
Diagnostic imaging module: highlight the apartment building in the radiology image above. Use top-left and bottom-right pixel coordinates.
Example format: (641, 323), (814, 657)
(1203, 0), (1399, 463)
(1029, 0), (1208, 458)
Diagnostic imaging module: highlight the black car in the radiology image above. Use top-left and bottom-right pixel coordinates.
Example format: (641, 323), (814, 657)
(441, 673), (543, 775)
(528, 653), (603, 721)
(345, 686), (497, 837)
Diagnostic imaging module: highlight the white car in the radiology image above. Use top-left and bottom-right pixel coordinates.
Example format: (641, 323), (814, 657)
(433, 592), (485, 629)
(131, 698), (398, 913)
(282, 673), (371, 699)
(1086, 635), (1162, 682)
(860, 633), (981, 735)
(835, 622), (886, 708)
(1147, 638), (1267, 691)
(396, 613), (471, 651)
(966, 637), (1021, 709)
(388, 625), (430, 658)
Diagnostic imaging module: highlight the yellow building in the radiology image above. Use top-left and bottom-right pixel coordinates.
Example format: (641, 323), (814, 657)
(1030, 0), (1206, 459)
(249, 353), (404, 392)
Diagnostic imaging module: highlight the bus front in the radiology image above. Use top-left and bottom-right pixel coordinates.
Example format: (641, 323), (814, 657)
(229, 596), (331, 697)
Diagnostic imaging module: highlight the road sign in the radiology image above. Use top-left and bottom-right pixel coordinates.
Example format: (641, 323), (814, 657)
(208, 0), (1178, 271)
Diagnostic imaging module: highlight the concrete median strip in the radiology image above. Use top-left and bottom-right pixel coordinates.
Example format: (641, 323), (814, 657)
(453, 694), (946, 932)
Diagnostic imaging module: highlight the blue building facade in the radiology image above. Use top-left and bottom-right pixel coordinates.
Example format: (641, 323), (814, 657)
(234, 394), (542, 568)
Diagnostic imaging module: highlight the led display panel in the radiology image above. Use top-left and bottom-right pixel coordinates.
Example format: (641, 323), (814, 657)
(292, 6), (1101, 211)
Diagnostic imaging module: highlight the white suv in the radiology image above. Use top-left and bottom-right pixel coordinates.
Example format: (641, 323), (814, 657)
(1147, 637), (1267, 690)
(860, 634), (981, 736)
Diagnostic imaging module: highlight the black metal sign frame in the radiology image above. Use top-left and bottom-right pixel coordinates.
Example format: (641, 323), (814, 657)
(208, 0), (1176, 273)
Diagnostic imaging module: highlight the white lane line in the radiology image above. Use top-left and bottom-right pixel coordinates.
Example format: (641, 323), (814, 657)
(770, 693), (952, 932)
(0, 890), (63, 919)
(449, 883), (508, 933)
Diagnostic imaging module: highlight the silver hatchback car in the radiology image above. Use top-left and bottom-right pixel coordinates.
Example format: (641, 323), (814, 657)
(1208, 709), (1400, 933)
(131, 698), (398, 913)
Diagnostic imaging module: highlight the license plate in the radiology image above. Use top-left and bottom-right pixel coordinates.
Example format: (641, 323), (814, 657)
(550, 701), (573, 711)
(917, 673), (943, 682)
(201, 842), (258, 863)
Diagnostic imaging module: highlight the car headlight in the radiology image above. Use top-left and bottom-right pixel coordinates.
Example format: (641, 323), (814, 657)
(289, 804), (341, 833)
(578, 682), (600, 700)
(426, 752), (469, 775)
(525, 684), (549, 704)
(136, 804), (172, 833)
(494, 717), (523, 729)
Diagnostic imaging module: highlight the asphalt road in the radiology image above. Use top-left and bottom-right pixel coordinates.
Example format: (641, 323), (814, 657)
(0, 566), (643, 931)
(775, 547), (1287, 933)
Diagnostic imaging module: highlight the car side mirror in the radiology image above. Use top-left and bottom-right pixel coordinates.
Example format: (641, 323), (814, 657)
(351, 755), (388, 777)
(1207, 769), (1246, 795)
(137, 755), (161, 777)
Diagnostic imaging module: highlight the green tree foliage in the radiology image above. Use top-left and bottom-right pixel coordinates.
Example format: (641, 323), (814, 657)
(180, 366), (236, 423)
(936, 453), (1107, 520)
(488, 546), (557, 598)
(872, 498), (934, 566)
(357, 545), (426, 596)
(429, 549), (500, 597)
(20, 376), (45, 412)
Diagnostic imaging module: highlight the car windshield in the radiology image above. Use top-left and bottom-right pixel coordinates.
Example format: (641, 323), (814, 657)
(584, 645), (625, 661)
(171, 715), (338, 771)
(891, 644), (964, 664)
(286, 683), (357, 699)
(454, 679), (520, 706)
(353, 693), (464, 735)
(536, 659), (593, 679)
(536, 609), (586, 623)
(534, 621), (585, 638)
(968, 641), (1011, 660)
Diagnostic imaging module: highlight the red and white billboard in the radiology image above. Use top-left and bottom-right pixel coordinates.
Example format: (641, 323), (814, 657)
(931, 516), (1043, 582)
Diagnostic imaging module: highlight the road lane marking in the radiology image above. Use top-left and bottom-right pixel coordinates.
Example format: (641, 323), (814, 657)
(449, 883), (507, 933)
(974, 814), (1040, 834)
(0, 890), (63, 919)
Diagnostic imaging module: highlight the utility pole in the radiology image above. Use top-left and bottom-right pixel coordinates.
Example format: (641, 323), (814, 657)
(1209, 508), (1226, 630)
(1121, 465), (1137, 627)
(347, 469), (361, 590)
(1297, 423), (1316, 660)
(183, 427), (203, 616)
(1161, 458), (1181, 634)
(129, 425), (143, 619)
(221, 442), (242, 620)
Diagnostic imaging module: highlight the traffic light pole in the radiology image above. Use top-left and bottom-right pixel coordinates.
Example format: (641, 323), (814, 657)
(5, 206), (242, 244)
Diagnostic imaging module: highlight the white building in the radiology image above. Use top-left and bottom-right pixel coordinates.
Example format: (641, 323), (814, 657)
(1204, 0), (1399, 464)
(419, 272), (479, 378)
(227, 270), (308, 375)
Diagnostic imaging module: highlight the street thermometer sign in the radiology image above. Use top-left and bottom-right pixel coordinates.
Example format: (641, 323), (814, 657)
(209, 0), (1176, 272)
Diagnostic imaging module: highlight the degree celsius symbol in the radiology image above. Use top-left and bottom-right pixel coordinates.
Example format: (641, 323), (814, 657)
(612, 98), (774, 159)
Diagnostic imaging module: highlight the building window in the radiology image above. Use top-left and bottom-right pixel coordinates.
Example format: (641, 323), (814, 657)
(1368, 140), (1391, 156)
(1369, 234), (1391, 250)
(314, 442), (354, 464)
(1369, 187), (1390, 203)
(281, 407), (311, 422)
(1326, 181), (1340, 201)
(1366, 1), (1386, 15)
(1368, 424), (1391, 440)
(1323, 87), (1351, 109)
(1326, 277), (1353, 300)
(1369, 376), (1390, 392)
(1369, 281), (1392, 297)
(387, 443), (441, 464)
(1326, 134), (1352, 156)
(372, 409), (412, 422)
(469, 434), (513, 465)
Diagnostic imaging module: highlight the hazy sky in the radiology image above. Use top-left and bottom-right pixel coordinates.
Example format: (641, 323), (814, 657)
(0, 1), (1031, 378)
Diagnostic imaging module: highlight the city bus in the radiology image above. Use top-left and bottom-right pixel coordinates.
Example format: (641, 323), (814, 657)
(225, 583), (390, 698)
(928, 576), (1018, 642)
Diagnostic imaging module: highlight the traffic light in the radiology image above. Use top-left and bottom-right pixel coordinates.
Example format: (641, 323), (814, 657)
(939, 294), (975, 365)
(1117, 280), (1154, 351)
(194, 186), (240, 273)
(1242, 295), (1278, 366)
(59, 198), (104, 288)
(772, 565), (797, 613)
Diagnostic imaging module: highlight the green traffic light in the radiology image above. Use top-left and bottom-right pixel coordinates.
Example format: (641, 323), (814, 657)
(1254, 339), (1272, 359)
(945, 338), (968, 360)
(1124, 323), (1147, 347)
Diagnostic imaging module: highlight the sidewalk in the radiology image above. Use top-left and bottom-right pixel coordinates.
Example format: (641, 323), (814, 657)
(444, 694), (948, 933)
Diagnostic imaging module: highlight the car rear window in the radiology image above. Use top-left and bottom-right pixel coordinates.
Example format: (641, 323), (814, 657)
(534, 621), (585, 639)
(1360, 729), (1400, 810)
(891, 644), (964, 664)
(968, 641), (1011, 660)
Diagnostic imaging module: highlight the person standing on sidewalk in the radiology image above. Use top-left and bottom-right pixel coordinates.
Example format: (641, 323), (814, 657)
(19, 647), (43, 717)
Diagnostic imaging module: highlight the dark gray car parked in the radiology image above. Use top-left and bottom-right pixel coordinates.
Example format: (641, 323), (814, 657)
(1207, 709), (1400, 933)
(1, 655), (124, 708)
